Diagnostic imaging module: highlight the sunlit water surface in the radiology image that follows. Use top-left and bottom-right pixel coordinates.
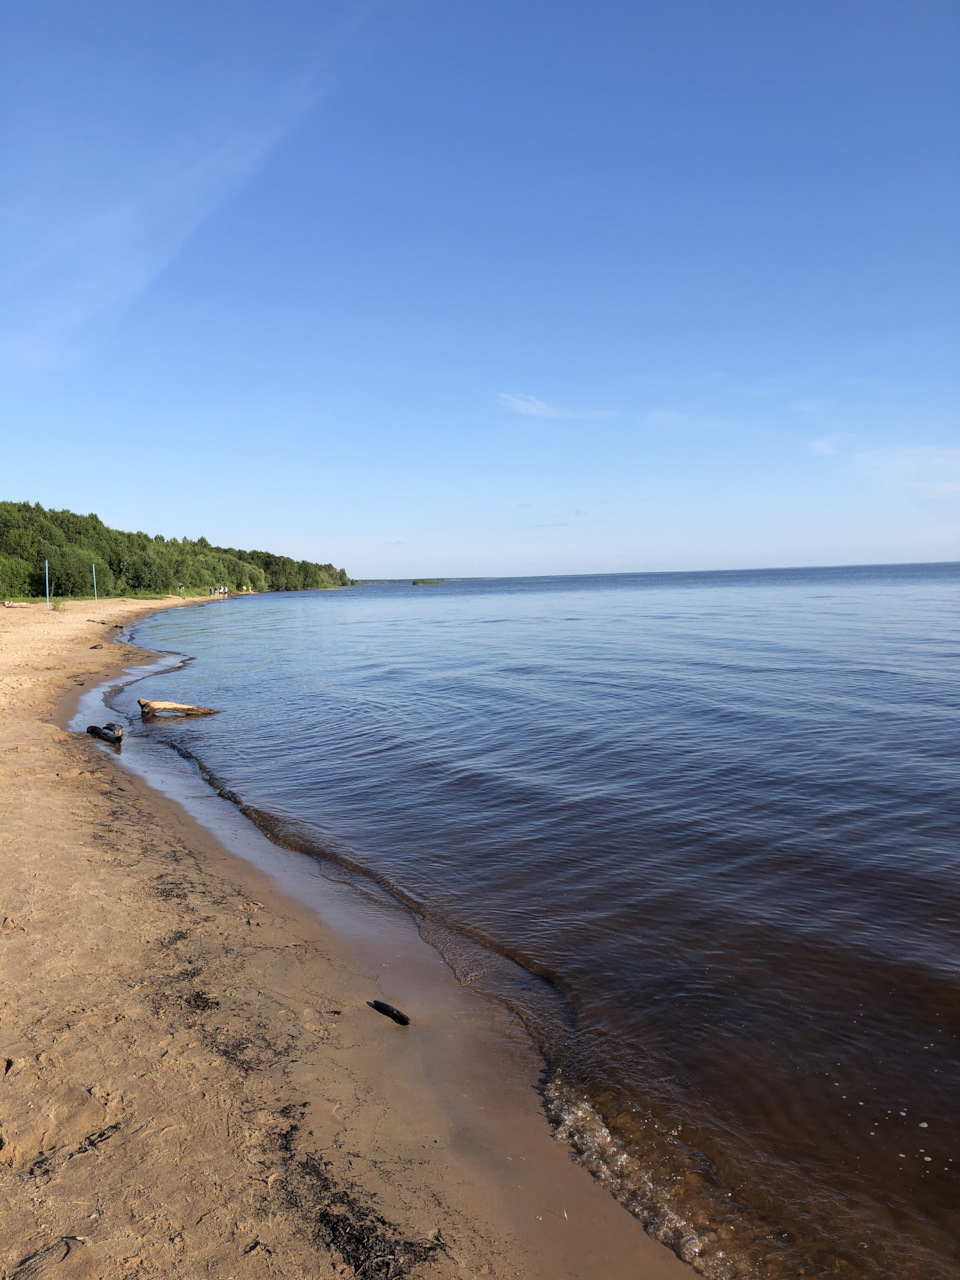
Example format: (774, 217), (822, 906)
(124, 566), (960, 1279)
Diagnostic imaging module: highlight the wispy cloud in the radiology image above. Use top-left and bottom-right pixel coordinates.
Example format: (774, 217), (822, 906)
(643, 409), (677, 426)
(642, 408), (728, 431)
(810, 434), (849, 455)
(858, 447), (960, 499)
(0, 0), (382, 372)
(498, 392), (613, 420)
(0, 96), (315, 370)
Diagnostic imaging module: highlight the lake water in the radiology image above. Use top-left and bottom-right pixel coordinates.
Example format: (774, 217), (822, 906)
(122, 565), (960, 1279)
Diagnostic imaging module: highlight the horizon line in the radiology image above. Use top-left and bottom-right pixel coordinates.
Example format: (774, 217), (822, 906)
(352, 559), (960, 583)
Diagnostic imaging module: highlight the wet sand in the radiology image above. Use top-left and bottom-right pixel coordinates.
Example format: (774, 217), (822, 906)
(0, 597), (691, 1280)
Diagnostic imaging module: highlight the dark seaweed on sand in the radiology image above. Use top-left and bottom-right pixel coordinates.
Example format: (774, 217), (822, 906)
(280, 1152), (441, 1279)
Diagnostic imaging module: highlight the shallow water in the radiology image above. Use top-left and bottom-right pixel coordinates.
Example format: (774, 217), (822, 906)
(123, 565), (960, 1278)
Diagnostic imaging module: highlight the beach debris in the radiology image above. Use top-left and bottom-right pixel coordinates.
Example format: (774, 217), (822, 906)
(88, 619), (108, 624)
(138, 698), (220, 718)
(87, 722), (124, 744)
(367, 999), (411, 1026)
(3, 601), (30, 608)
(281, 1152), (439, 1274)
(90, 643), (103, 649)
(184, 990), (219, 1012)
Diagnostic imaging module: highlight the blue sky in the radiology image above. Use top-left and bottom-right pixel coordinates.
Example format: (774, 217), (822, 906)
(2, 0), (957, 576)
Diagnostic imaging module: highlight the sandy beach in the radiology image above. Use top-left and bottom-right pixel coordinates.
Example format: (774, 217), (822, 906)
(0, 597), (691, 1280)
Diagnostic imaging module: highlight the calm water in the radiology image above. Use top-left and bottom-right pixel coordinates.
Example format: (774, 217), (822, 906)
(124, 565), (960, 1278)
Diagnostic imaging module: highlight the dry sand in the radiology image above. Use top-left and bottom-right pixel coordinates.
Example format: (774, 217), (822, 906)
(0, 597), (692, 1280)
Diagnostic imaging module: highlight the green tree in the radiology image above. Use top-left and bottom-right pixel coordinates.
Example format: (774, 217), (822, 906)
(0, 501), (352, 599)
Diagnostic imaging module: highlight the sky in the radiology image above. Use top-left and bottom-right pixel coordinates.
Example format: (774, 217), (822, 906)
(1, 0), (958, 577)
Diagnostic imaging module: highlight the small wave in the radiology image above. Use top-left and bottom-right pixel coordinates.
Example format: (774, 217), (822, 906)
(543, 1073), (791, 1279)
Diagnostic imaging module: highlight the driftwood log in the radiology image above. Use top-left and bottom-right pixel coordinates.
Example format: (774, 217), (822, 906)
(138, 699), (220, 718)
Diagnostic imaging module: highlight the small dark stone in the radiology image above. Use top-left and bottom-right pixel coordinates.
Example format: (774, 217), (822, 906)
(86, 724), (123, 744)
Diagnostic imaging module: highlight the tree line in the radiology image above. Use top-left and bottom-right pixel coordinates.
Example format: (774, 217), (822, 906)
(0, 501), (351, 598)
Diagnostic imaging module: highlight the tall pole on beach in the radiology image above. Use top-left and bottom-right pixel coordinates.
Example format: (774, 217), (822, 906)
(45, 560), (50, 608)
(93, 563), (98, 601)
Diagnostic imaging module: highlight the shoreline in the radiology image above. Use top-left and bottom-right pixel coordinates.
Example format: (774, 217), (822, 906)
(0, 597), (691, 1279)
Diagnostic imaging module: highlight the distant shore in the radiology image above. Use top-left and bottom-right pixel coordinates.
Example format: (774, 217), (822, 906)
(0, 597), (690, 1279)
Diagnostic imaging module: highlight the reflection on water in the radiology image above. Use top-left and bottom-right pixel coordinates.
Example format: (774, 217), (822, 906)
(125, 565), (960, 1278)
